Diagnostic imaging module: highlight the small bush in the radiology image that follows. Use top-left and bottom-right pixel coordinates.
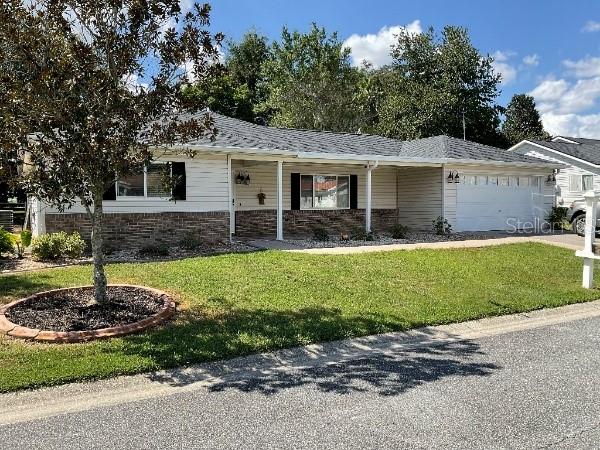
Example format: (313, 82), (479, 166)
(179, 230), (203, 250)
(548, 206), (569, 230)
(0, 227), (14, 255)
(20, 230), (32, 247)
(31, 233), (63, 260)
(432, 216), (452, 235)
(312, 227), (329, 242)
(350, 227), (377, 241)
(139, 242), (169, 257)
(350, 227), (367, 241)
(12, 234), (25, 259)
(63, 233), (86, 258)
(31, 231), (86, 261)
(391, 223), (409, 239)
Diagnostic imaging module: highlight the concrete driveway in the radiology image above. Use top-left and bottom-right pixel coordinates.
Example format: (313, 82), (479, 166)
(530, 232), (584, 250)
(1, 302), (599, 449)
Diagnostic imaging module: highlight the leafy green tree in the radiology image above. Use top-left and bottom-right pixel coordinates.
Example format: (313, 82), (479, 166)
(0, 0), (221, 302)
(352, 63), (391, 133)
(502, 94), (550, 145)
(181, 31), (270, 122)
(181, 67), (254, 121)
(227, 31), (271, 111)
(260, 24), (363, 132)
(376, 26), (504, 146)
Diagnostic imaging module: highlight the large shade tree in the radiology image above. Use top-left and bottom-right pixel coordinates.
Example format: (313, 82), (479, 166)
(259, 24), (364, 132)
(227, 30), (271, 116)
(376, 26), (505, 147)
(0, 0), (222, 302)
(180, 30), (270, 122)
(502, 93), (550, 146)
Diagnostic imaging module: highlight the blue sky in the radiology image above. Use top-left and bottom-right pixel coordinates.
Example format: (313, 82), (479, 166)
(204, 0), (600, 138)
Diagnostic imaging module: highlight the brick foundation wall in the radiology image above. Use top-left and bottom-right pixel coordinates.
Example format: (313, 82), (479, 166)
(235, 210), (277, 238)
(45, 212), (229, 250)
(234, 209), (399, 238)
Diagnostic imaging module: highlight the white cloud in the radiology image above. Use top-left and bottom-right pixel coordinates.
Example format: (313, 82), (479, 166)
(530, 79), (570, 106)
(522, 54), (539, 67)
(179, 60), (198, 83)
(530, 77), (600, 115)
(343, 21), (422, 68)
(491, 51), (517, 84)
(180, 0), (194, 10)
(563, 56), (600, 78)
(528, 50), (600, 138)
(122, 73), (148, 93)
(540, 112), (600, 138)
(582, 21), (600, 32)
(560, 78), (600, 113)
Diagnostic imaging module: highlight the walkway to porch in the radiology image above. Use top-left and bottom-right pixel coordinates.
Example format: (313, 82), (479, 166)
(241, 232), (582, 254)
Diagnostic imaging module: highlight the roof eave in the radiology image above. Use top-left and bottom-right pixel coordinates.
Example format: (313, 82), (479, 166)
(510, 140), (600, 168)
(155, 144), (562, 169)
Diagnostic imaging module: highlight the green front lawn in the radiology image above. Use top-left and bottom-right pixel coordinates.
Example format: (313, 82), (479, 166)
(0, 243), (597, 392)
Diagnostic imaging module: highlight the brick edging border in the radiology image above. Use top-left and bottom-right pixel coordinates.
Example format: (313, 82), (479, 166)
(0, 285), (176, 343)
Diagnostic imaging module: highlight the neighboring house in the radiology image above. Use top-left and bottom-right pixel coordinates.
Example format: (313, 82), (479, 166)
(30, 113), (560, 248)
(510, 136), (600, 206)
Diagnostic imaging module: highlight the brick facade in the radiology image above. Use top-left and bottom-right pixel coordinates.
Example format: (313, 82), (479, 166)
(45, 208), (400, 247)
(45, 212), (229, 250)
(234, 208), (399, 238)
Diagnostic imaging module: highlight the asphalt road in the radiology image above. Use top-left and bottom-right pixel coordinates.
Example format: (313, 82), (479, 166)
(1, 315), (599, 449)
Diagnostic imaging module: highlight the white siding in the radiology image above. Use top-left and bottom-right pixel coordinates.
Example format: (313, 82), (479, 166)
(396, 167), (443, 229)
(232, 161), (397, 210)
(512, 142), (600, 205)
(45, 154), (229, 214)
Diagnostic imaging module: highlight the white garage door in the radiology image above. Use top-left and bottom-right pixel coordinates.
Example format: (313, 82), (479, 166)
(456, 176), (544, 231)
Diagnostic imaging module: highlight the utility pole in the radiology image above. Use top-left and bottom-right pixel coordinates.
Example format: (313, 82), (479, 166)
(462, 110), (466, 140)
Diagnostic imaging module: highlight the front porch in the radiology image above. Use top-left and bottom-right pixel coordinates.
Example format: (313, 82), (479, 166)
(228, 157), (444, 241)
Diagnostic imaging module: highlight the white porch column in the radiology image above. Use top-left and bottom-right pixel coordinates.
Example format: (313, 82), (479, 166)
(276, 160), (283, 240)
(227, 154), (234, 241)
(365, 161), (378, 232)
(32, 197), (45, 237)
(366, 168), (372, 232)
(575, 190), (600, 288)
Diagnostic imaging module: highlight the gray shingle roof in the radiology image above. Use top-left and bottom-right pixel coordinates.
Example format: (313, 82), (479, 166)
(554, 136), (600, 146)
(170, 112), (554, 165)
(530, 140), (600, 165)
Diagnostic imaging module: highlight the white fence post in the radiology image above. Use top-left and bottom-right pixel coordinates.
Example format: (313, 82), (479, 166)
(575, 190), (600, 288)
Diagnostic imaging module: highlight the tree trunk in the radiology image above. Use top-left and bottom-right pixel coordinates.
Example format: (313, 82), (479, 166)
(90, 195), (108, 304)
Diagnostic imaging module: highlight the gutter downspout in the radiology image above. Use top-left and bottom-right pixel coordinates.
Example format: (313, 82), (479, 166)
(227, 154), (234, 241)
(365, 161), (379, 233)
(441, 164), (445, 218)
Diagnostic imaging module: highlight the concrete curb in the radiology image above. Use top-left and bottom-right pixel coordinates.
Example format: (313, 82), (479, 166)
(0, 285), (176, 343)
(0, 299), (599, 426)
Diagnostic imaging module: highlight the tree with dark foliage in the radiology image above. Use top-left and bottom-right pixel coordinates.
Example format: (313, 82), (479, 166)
(377, 26), (505, 147)
(502, 94), (550, 146)
(181, 30), (270, 122)
(0, 0), (222, 302)
(259, 24), (364, 132)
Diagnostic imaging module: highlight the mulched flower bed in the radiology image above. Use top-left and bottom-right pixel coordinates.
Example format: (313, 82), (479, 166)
(0, 241), (256, 274)
(285, 231), (504, 249)
(5, 286), (167, 332)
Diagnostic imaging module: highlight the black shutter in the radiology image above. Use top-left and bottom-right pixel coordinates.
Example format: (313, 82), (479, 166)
(172, 162), (186, 201)
(350, 174), (358, 209)
(291, 173), (300, 210)
(103, 183), (116, 201)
